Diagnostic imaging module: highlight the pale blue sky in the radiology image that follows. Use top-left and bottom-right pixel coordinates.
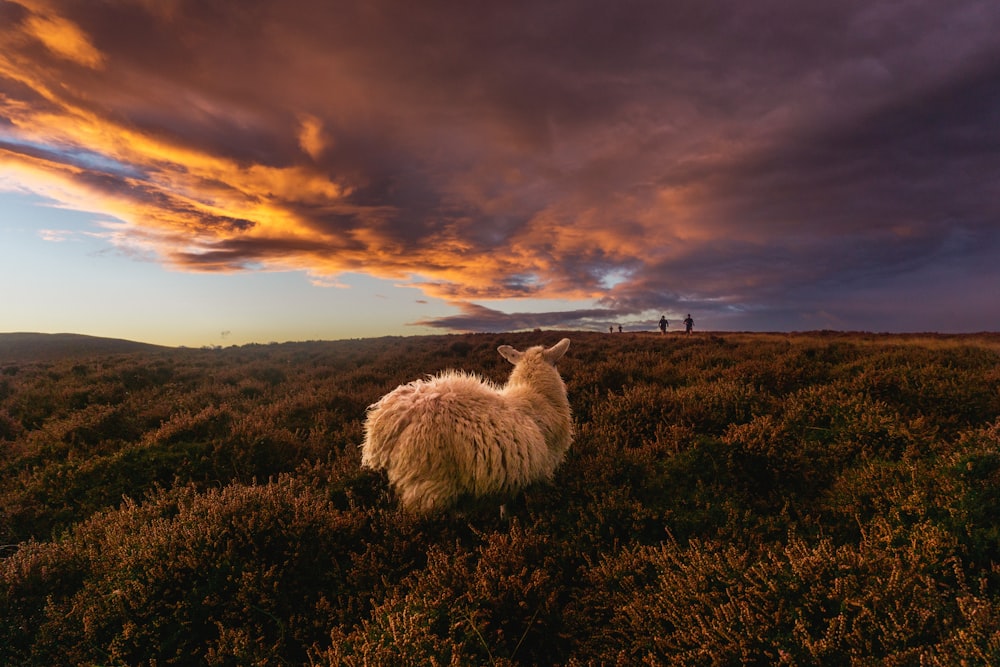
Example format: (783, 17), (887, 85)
(0, 191), (453, 346)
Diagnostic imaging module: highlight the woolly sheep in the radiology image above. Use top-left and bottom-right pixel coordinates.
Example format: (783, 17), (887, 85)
(361, 338), (573, 514)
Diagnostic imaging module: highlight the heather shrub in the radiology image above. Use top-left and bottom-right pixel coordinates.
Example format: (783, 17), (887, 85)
(570, 519), (987, 665)
(315, 524), (565, 666)
(4, 477), (381, 665)
(0, 409), (21, 441)
(584, 383), (678, 447)
(2, 331), (1000, 664)
(0, 439), (209, 542)
(725, 351), (815, 396)
(848, 351), (1000, 437)
(721, 384), (928, 500)
(0, 540), (89, 662)
(947, 420), (1000, 571)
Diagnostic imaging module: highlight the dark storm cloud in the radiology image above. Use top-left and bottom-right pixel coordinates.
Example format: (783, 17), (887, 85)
(2, 0), (999, 331)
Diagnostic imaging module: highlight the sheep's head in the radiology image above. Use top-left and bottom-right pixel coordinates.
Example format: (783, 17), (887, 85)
(497, 338), (570, 366)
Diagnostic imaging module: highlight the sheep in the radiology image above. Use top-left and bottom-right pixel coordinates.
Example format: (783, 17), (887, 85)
(360, 338), (573, 514)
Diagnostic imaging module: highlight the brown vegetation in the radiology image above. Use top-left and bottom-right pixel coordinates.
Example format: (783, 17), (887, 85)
(2, 331), (1000, 664)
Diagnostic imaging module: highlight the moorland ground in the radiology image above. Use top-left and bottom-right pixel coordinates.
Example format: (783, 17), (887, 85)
(2, 330), (1000, 664)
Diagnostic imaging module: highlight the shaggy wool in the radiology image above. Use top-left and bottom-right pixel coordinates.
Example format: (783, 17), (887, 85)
(361, 339), (573, 513)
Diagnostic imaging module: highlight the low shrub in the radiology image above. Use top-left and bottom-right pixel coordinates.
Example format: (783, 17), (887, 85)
(2, 332), (999, 663)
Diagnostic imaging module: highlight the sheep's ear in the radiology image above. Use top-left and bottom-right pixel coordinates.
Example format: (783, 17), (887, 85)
(543, 338), (570, 363)
(498, 345), (523, 364)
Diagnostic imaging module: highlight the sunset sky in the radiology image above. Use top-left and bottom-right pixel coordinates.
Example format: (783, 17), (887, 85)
(2, 0), (999, 346)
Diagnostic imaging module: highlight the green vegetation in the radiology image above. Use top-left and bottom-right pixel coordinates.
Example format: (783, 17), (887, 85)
(2, 331), (1000, 665)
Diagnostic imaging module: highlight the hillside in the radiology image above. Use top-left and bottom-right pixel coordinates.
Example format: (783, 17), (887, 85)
(0, 332), (167, 362)
(1, 331), (1000, 664)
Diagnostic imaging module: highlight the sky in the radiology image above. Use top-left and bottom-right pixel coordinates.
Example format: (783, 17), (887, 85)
(1, 0), (999, 347)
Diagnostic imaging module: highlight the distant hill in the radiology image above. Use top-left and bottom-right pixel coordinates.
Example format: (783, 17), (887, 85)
(0, 332), (168, 362)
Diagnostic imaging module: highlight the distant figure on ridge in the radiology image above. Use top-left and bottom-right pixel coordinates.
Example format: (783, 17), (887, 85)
(618, 325), (623, 333)
(609, 326), (614, 334)
(658, 316), (668, 334)
(684, 314), (694, 335)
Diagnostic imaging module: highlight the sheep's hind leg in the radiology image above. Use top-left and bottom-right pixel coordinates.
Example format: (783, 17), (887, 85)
(400, 479), (458, 515)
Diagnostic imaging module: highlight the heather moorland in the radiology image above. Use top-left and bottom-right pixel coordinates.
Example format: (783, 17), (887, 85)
(2, 331), (1000, 665)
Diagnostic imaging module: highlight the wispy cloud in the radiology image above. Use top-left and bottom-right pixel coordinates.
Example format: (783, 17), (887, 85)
(37, 228), (71, 242)
(2, 0), (999, 331)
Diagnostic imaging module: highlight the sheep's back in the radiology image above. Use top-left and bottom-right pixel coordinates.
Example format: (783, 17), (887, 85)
(361, 371), (503, 468)
(361, 370), (554, 497)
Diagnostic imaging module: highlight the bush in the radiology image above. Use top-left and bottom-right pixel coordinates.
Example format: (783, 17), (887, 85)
(2, 331), (1000, 663)
(570, 520), (991, 665)
(4, 477), (383, 665)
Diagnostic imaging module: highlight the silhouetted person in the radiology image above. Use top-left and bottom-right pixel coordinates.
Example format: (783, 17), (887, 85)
(618, 325), (623, 333)
(658, 316), (668, 334)
(684, 314), (694, 335)
(609, 326), (614, 334)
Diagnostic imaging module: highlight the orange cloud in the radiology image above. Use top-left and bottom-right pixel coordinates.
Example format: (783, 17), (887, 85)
(1, 49), (358, 271)
(0, 2), (697, 306)
(23, 12), (104, 68)
(297, 114), (330, 160)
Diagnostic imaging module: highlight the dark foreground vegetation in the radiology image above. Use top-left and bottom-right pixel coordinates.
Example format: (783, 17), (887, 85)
(2, 330), (1000, 665)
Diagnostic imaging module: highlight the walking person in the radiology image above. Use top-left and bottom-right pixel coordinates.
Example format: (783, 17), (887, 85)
(684, 314), (694, 335)
(658, 315), (668, 334)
